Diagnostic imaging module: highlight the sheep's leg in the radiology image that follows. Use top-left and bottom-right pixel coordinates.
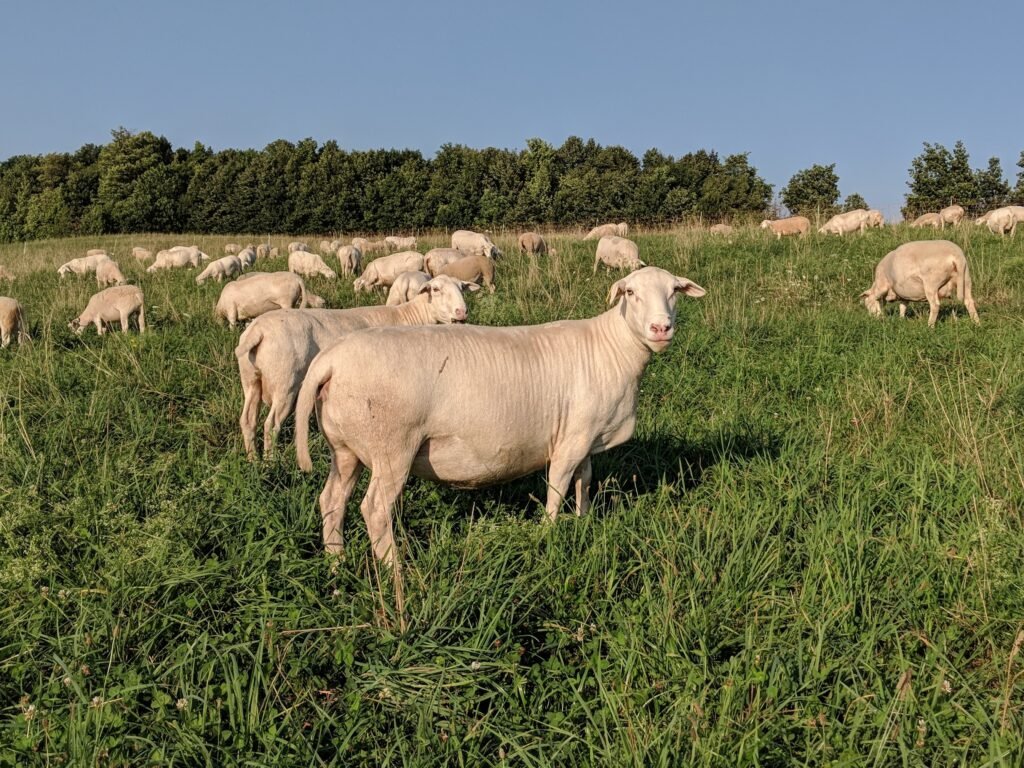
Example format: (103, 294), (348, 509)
(320, 447), (363, 555)
(360, 460), (413, 623)
(925, 287), (941, 327)
(545, 452), (588, 521)
(239, 381), (262, 458)
(1, 328), (9, 348)
(263, 388), (297, 458)
(120, 311), (130, 332)
(573, 456), (593, 517)
(96, 319), (105, 336)
(899, 303), (908, 318)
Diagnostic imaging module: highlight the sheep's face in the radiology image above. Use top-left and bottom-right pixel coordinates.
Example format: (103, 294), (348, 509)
(608, 266), (706, 352)
(420, 274), (473, 324)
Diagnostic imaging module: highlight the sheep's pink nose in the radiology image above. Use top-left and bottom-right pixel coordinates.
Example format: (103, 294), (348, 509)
(650, 322), (672, 336)
(454, 307), (466, 321)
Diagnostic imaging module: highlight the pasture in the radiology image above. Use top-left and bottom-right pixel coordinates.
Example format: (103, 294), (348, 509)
(1, 227), (1023, 765)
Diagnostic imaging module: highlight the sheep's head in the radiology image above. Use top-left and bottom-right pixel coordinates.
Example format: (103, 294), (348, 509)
(608, 266), (705, 352)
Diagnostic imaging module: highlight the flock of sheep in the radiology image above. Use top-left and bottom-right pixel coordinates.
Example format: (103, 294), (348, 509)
(0, 216), (993, 606)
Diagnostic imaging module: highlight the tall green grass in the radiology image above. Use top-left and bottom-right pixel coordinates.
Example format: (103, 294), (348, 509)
(1, 228), (1023, 765)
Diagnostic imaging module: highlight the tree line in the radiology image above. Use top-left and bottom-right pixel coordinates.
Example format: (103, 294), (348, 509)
(0, 130), (774, 242)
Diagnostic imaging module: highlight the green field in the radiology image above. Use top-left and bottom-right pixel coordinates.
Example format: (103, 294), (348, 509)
(1, 228), (1023, 766)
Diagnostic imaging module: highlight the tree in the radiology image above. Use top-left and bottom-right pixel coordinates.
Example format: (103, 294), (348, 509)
(842, 193), (868, 211)
(781, 164), (839, 218)
(903, 140), (979, 217)
(974, 157), (1009, 210)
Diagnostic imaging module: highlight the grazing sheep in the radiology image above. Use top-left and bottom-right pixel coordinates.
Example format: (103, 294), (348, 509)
(615, 222), (629, 236)
(866, 210), (885, 228)
(319, 240), (334, 254)
(362, 240), (391, 255)
(451, 230), (501, 259)
(352, 251), (424, 292)
(147, 248), (202, 272)
(709, 224), (733, 236)
(215, 272), (319, 328)
(95, 259), (126, 287)
(438, 253), (497, 293)
(288, 251), (337, 280)
(256, 244), (273, 259)
(861, 240), (978, 327)
(819, 209), (870, 236)
(386, 271), (432, 306)
(939, 205), (965, 227)
(238, 246), (257, 269)
(759, 216), (811, 239)
(288, 241), (311, 253)
(58, 253), (110, 278)
(351, 237), (369, 251)
(423, 248), (465, 276)
(584, 223), (619, 240)
(225, 243), (241, 254)
(1007, 206), (1024, 223)
(594, 236), (645, 273)
(518, 232), (554, 256)
(69, 285), (146, 335)
(329, 239), (345, 253)
(235, 274), (473, 458)
(385, 235), (418, 251)
(169, 245), (210, 261)
(984, 207), (1016, 236)
(910, 213), (943, 229)
(196, 254), (243, 284)
(132, 247), (152, 261)
(335, 245), (362, 276)
(0, 297), (29, 348)
(293, 266), (706, 596)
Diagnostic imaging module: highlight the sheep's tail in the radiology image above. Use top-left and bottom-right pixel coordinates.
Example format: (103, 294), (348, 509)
(295, 355), (332, 472)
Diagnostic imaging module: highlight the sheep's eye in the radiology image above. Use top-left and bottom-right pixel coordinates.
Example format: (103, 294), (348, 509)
(432, 287), (440, 293)
(625, 288), (635, 297)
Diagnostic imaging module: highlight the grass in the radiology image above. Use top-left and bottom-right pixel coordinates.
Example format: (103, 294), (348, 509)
(1, 227), (1023, 765)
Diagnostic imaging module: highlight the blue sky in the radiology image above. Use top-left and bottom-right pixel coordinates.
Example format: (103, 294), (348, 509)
(3, 0), (1021, 219)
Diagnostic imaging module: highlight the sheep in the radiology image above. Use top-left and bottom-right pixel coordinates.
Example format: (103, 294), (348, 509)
(95, 259), (126, 287)
(518, 232), (555, 256)
(225, 243), (241, 254)
(860, 240), (978, 327)
(235, 274), (473, 458)
(423, 248), (465, 276)
(583, 223), (619, 240)
(215, 271), (319, 328)
(238, 246), (257, 269)
(351, 237), (369, 251)
(593, 236), (645, 273)
(386, 271), (432, 306)
(293, 266), (707, 607)
(86, 249), (108, 257)
(939, 205), (965, 227)
(288, 251), (337, 280)
(362, 240), (392, 255)
(147, 248), (202, 272)
(984, 207), (1016, 237)
(866, 210), (885, 228)
(329, 239), (345, 253)
(256, 244), (273, 259)
(132, 247), (152, 261)
(759, 216), (811, 239)
(615, 222), (629, 236)
(57, 253), (110, 278)
(169, 245), (210, 261)
(910, 212), (943, 229)
(319, 240), (334, 254)
(69, 285), (146, 335)
(819, 209), (870, 236)
(288, 241), (311, 253)
(385, 236), (418, 251)
(451, 230), (501, 259)
(196, 254), (243, 284)
(438, 253), (497, 293)
(1008, 206), (1024, 223)
(335, 245), (362, 276)
(352, 251), (424, 292)
(0, 297), (29, 348)
(709, 224), (733, 236)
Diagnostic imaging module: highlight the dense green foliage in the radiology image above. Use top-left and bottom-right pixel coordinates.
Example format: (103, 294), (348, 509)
(1, 227), (1023, 765)
(780, 164), (840, 218)
(903, 141), (1017, 218)
(0, 131), (774, 243)
(842, 193), (869, 212)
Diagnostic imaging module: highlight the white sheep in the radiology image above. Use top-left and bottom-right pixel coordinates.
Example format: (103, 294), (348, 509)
(451, 230), (501, 259)
(288, 251), (337, 280)
(196, 254), (243, 284)
(593, 236), (645, 273)
(215, 272), (320, 328)
(69, 286), (146, 335)
(352, 251), (424, 292)
(0, 297), (29, 348)
(95, 259), (126, 287)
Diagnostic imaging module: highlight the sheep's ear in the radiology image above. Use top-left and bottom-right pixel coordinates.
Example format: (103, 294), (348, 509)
(608, 278), (628, 305)
(674, 277), (706, 298)
(461, 281), (481, 293)
(417, 281), (433, 295)
(859, 289), (871, 299)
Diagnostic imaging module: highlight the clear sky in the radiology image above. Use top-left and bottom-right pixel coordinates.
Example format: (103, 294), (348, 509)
(3, 0), (1021, 219)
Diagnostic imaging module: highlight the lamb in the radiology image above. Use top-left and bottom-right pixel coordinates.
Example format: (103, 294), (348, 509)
(759, 216), (811, 238)
(132, 247), (152, 261)
(57, 253), (110, 278)
(235, 274), (473, 458)
(819, 209), (870, 236)
(593, 236), (645, 273)
(0, 297), (29, 348)
(423, 248), (465, 276)
(288, 251), (337, 280)
(215, 271), (319, 328)
(860, 240), (978, 327)
(196, 254), (243, 284)
(518, 232), (555, 256)
(385, 235), (418, 251)
(95, 259), (126, 287)
(293, 266), (706, 607)
(451, 230), (501, 259)
(583, 223), (619, 240)
(910, 212), (943, 229)
(335, 245), (362, 276)
(438, 253), (497, 293)
(69, 285), (146, 335)
(939, 205), (965, 227)
(288, 241), (311, 253)
(147, 248), (202, 272)
(352, 251), (424, 292)
(866, 210), (885, 228)
(225, 243), (241, 254)
(709, 224), (733, 236)
(386, 271), (432, 305)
